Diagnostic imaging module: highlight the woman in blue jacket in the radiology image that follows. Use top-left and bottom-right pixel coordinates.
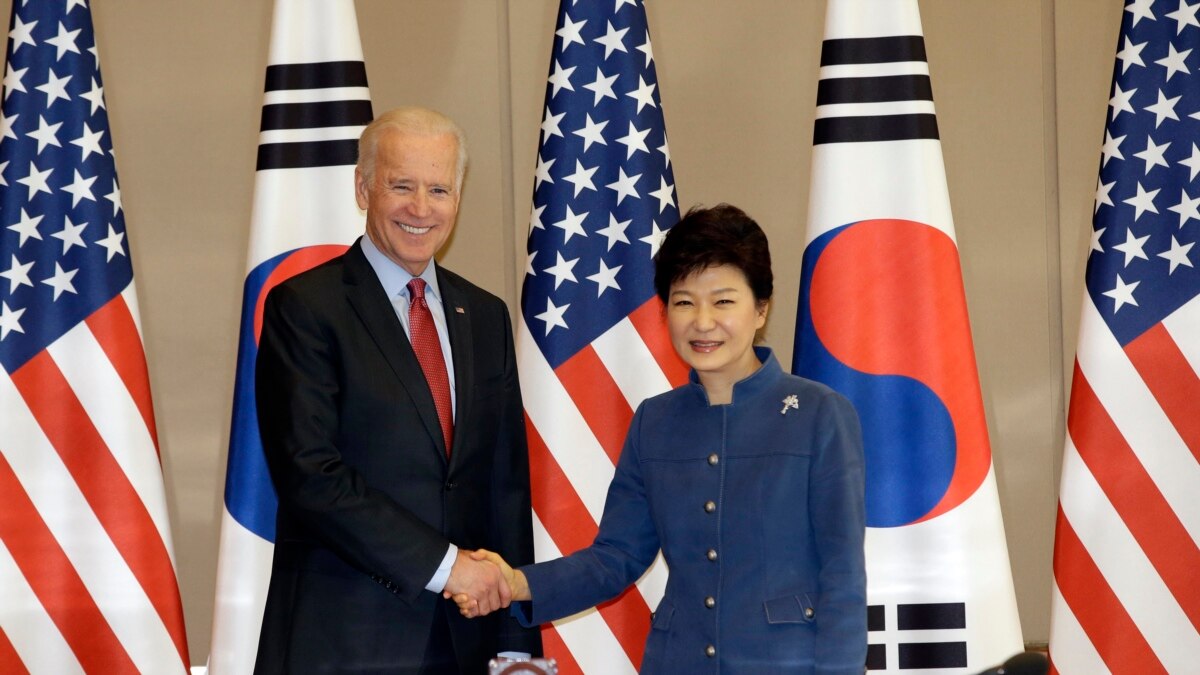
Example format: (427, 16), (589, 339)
(459, 204), (867, 674)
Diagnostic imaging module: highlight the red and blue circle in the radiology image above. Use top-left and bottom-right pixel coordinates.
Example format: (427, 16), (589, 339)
(794, 219), (991, 527)
(225, 245), (348, 540)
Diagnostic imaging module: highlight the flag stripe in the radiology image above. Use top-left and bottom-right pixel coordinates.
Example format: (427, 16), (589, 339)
(256, 140), (360, 170)
(263, 87), (372, 105)
(259, 125), (367, 145)
(814, 100), (937, 120)
(0, 542), (83, 675)
(1058, 436), (1200, 672)
(1048, 583), (1111, 675)
(0, 375), (182, 675)
(46, 319), (174, 557)
(0, 539), (84, 675)
(1077, 298), (1200, 542)
(9, 354), (188, 666)
(1162, 294), (1200, 374)
(260, 100), (374, 131)
(264, 61), (368, 91)
(0, 626), (29, 675)
(531, 514), (636, 675)
(819, 61), (931, 79)
(526, 388), (665, 670)
(812, 113), (939, 144)
(555, 346), (632, 465)
(525, 390), (654, 668)
(626, 298), (688, 387)
(527, 420), (598, 554)
(519, 320), (616, 524)
(591, 318), (673, 411)
(819, 36), (927, 66)
(83, 295), (159, 452)
(539, 624), (582, 675)
(1052, 505), (1166, 673)
(816, 75), (933, 105)
(593, 589), (650, 668)
(0, 453), (137, 674)
(1123, 323), (1200, 462)
(1066, 366), (1200, 634)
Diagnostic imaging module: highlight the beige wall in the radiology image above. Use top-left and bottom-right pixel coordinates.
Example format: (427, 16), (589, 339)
(0, 0), (1124, 662)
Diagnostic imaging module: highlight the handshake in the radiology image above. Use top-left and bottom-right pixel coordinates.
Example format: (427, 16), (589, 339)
(442, 548), (530, 618)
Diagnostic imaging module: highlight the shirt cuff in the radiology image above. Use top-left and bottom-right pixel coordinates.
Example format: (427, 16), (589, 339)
(425, 543), (458, 593)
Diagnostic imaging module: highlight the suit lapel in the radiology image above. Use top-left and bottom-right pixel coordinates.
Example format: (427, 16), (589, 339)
(437, 267), (473, 465)
(342, 242), (449, 461)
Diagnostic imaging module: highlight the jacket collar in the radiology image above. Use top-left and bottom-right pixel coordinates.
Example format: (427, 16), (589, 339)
(687, 346), (783, 406)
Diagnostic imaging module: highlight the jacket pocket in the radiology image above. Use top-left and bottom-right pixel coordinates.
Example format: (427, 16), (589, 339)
(650, 600), (675, 630)
(764, 592), (817, 624)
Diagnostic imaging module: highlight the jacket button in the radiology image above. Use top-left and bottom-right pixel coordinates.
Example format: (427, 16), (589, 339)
(805, 607), (815, 619)
(705, 645), (716, 658)
(444, 482), (456, 491)
(704, 596), (715, 609)
(704, 500), (716, 513)
(707, 453), (719, 466)
(706, 548), (718, 561)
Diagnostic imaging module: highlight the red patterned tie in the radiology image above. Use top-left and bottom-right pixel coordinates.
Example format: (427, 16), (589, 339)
(407, 278), (453, 455)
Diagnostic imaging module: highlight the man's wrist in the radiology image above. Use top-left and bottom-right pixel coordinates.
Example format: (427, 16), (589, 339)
(425, 543), (459, 593)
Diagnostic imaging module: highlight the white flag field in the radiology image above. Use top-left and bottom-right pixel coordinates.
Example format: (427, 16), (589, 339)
(792, 1), (1024, 672)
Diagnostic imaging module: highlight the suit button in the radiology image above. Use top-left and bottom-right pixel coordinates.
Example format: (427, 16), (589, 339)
(805, 607), (815, 619)
(704, 596), (715, 609)
(704, 500), (716, 513)
(708, 453), (719, 466)
(706, 549), (718, 561)
(705, 645), (716, 658)
(444, 482), (457, 491)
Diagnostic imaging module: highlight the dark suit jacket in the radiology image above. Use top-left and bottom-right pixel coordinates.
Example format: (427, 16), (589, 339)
(253, 240), (541, 674)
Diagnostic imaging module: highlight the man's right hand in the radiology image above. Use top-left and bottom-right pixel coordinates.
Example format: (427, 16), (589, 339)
(443, 549), (511, 615)
(450, 549), (531, 618)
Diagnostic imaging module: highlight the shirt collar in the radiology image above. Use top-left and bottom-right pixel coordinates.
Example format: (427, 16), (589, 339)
(359, 235), (443, 303)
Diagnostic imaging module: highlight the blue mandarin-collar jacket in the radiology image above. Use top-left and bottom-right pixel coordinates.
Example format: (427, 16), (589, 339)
(514, 348), (867, 674)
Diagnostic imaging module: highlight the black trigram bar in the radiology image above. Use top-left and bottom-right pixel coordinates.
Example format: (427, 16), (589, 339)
(866, 643), (886, 670)
(820, 36), (927, 66)
(260, 100), (374, 131)
(265, 61), (369, 91)
(816, 75), (933, 105)
(867, 604), (886, 632)
(899, 641), (967, 669)
(866, 605), (886, 670)
(256, 139), (360, 171)
(813, 113), (939, 144)
(898, 602), (966, 630)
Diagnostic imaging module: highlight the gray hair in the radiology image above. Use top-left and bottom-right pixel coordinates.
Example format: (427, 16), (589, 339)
(357, 106), (468, 189)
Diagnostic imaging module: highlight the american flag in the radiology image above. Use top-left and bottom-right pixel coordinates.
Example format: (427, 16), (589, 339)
(208, 0), (370, 671)
(1049, 1), (1200, 671)
(0, 1), (190, 673)
(516, 0), (687, 672)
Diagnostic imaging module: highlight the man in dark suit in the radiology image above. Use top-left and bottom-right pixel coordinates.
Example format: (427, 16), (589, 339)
(253, 107), (541, 673)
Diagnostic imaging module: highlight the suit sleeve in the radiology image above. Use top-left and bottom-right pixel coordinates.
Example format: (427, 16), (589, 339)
(487, 307), (543, 655)
(809, 392), (868, 673)
(256, 283), (449, 602)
